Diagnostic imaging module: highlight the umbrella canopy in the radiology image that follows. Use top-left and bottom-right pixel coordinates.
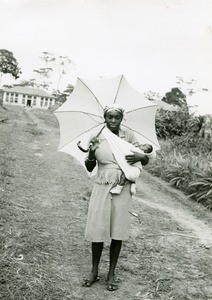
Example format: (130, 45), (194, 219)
(54, 75), (160, 171)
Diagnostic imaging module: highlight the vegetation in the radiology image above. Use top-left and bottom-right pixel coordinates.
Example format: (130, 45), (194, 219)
(0, 49), (21, 82)
(0, 49), (75, 108)
(161, 87), (186, 108)
(13, 51), (75, 103)
(144, 80), (212, 209)
(146, 107), (212, 209)
(31, 51), (74, 91)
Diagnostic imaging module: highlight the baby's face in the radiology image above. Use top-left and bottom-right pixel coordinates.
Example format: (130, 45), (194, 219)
(140, 144), (153, 153)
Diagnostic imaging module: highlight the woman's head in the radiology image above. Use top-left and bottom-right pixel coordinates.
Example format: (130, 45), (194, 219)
(103, 105), (125, 133)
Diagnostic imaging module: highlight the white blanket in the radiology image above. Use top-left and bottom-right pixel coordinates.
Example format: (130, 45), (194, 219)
(102, 127), (144, 182)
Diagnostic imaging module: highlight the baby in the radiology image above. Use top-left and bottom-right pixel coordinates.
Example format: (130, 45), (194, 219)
(110, 143), (154, 195)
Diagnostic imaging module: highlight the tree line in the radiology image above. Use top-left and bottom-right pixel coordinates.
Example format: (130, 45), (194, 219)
(0, 49), (74, 103)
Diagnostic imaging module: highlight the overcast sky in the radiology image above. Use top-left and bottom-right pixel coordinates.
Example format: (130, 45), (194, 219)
(0, 0), (212, 114)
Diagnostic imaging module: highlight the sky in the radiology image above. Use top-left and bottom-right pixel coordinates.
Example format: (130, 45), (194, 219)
(0, 0), (212, 115)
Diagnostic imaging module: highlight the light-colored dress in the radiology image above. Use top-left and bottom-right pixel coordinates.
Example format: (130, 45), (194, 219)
(85, 127), (138, 242)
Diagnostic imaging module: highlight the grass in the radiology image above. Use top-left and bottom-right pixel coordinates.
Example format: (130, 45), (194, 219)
(0, 105), (212, 300)
(146, 138), (212, 209)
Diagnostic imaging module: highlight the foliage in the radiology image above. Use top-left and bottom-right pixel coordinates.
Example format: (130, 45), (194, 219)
(148, 93), (212, 209)
(168, 134), (212, 155)
(188, 163), (212, 209)
(52, 84), (74, 104)
(155, 105), (207, 141)
(155, 107), (190, 138)
(34, 52), (74, 91)
(63, 84), (74, 94)
(147, 135), (212, 209)
(144, 90), (161, 101)
(18, 79), (36, 87)
(161, 87), (187, 108)
(0, 49), (21, 80)
(52, 90), (67, 104)
(34, 67), (53, 79)
(146, 80), (211, 209)
(176, 76), (209, 97)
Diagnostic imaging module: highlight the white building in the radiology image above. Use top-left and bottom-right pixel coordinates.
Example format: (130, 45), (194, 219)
(2, 86), (55, 109)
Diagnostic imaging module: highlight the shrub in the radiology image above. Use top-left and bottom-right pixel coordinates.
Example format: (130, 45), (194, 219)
(165, 134), (212, 156)
(148, 99), (212, 208)
(188, 163), (212, 209)
(155, 108), (190, 138)
(147, 138), (212, 209)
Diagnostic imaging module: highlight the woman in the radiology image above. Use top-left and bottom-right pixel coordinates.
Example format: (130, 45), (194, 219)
(82, 105), (150, 291)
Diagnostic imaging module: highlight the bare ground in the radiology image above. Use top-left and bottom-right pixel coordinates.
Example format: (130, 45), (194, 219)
(0, 106), (212, 300)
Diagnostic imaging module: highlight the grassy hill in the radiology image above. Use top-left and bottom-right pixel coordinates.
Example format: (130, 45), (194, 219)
(0, 105), (211, 300)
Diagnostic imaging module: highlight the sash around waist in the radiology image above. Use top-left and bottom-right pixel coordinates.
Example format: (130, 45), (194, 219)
(95, 163), (122, 184)
(97, 162), (121, 170)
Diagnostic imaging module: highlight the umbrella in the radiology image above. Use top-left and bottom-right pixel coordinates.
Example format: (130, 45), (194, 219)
(54, 75), (160, 173)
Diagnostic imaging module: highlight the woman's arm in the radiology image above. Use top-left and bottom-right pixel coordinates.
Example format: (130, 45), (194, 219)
(125, 151), (149, 166)
(85, 150), (96, 172)
(126, 129), (149, 166)
(84, 137), (99, 172)
(140, 154), (149, 166)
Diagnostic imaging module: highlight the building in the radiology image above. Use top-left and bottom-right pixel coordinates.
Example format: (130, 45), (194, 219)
(1, 86), (55, 109)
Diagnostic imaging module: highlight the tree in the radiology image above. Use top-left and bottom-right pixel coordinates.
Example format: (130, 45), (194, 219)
(18, 79), (36, 87)
(176, 76), (209, 97)
(161, 87), (187, 108)
(52, 90), (67, 104)
(33, 67), (53, 90)
(55, 55), (73, 90)
(34, 67), (53, 79)
(144, 90), (161, 102)
(34, 52), (74, 91)
(16, 78), (53, 90)
(155, 107), (190, 138)
(0, 49), (21, 84)
(63, 84), (74, 95)
(52, 84), (74, 105)
(176, 76), (197, 96)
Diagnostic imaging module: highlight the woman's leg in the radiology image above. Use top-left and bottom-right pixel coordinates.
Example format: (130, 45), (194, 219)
(91, 242), (104, 276)
(83, 242), (103, 287)
(107, 239), (122, 290)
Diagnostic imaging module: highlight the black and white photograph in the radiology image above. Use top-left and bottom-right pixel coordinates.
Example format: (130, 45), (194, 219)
(0, 0), (212, 299)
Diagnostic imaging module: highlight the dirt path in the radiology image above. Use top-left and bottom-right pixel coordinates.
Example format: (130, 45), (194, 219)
(1, 106), (212, 300)
(135, 175), (212, 247)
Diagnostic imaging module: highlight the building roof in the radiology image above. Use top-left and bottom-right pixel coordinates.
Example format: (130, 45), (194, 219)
(2, 86), (54, 98)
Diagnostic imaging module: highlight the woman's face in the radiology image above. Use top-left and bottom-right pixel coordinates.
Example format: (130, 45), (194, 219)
(105, 110), (123, 133)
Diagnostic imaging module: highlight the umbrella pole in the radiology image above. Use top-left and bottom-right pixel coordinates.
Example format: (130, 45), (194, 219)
(95, 125), (105, 138)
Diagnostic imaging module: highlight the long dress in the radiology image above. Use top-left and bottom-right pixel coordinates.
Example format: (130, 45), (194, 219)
(85, 127), (138, 242)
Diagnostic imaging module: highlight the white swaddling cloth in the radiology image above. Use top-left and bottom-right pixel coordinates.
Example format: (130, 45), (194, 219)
(102, 127), (154, 182)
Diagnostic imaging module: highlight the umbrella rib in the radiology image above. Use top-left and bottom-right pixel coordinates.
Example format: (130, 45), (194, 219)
(58, 123), (105, 150)
(78, 78), (104, 110)
(54, 110), (102, 119)
(125, 105), (158, 114)
(122, 124), (159, 147)
(113, 75), (123, 104)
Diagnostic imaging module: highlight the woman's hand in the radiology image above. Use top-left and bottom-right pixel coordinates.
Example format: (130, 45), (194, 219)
(85, 137), (99, 172)
(89, 137), (99, 152)
(125, 151), (149, 166)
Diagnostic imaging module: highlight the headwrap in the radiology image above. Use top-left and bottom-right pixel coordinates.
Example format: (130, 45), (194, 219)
(103, 104), (125, 118)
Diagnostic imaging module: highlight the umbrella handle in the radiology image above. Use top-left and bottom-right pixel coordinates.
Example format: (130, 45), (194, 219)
(77, 141), (89, 153)
(77, 125), (105, 152)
